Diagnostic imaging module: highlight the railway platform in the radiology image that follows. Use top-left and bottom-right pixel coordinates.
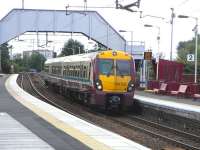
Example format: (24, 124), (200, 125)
(1, 74), (90, 150)
(3, 74), (150, 150)
(135, 90), (200, 121)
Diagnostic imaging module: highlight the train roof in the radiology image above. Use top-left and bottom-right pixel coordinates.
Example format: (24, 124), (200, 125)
(45, 50), (132, 65)
(63, 52), (98, 63)
(45, 51), (98, 65)
(45, 56), (67, 65)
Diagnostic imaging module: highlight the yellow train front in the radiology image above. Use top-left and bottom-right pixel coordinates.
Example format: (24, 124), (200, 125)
(92, 50), (135, 111)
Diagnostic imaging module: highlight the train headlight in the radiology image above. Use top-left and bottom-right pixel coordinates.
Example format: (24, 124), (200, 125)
(97, 85), (102, 90)
(128, 86), (133, 91)
(95, 79), (103, 91)
(127, 81), (134, 92)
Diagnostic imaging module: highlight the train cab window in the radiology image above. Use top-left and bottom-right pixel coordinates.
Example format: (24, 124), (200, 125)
(116, 60), (131, 76)
(98, 59), (114, 75)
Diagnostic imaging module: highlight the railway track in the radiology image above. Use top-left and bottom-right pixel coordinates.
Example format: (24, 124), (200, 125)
(108, 116), (200, 150)
(19, 73), (200, 150)
(20, 73), (40, 97)
(19, 73), (99, 125)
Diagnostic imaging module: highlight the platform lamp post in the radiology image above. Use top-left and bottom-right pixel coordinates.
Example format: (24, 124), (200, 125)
(119, 30), (133, 54)
(22, 0), (25, 9)
(178, 15), (198, 83)
(144, 24), (160, 81)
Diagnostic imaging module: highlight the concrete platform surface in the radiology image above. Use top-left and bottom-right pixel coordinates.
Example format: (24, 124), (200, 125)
(0, 112), (54, 150)
(135, 90), (200, 120)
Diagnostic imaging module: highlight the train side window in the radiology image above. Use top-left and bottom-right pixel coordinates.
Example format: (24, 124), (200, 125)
(52, 66), (54, 74)
(78, 65), (80, 78)
(72, 66), (74, 77)
(85, 66), (88, 79)
(80, 65), (83, 78)
(75, 66), (77, 77)
(63, 67), (65, 76)
(87, 64), (91, 80)
(71, 66), (73, 77)
(75, 65), (78, 78)
(58, 67), (60, 75)
(66, 65), (69, 77)
(58, 66), (60, 75)
(68, 66), (70, 77)
(66, 67), (68, 77)
(64, 66), (67, 77)
(69, 66), (72, 77)
(83, 65), (87, 79)
(67, 66), (69, 76)
(77, 66), (79, 78)
(74, 66), (76, 77)
(68, 65), (70, 77)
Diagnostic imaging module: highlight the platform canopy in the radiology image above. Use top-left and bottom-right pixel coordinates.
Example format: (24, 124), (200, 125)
(0, 9), (126, 50)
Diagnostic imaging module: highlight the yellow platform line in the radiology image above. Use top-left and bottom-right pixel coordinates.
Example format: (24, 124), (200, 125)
(5, 75), (111, 150)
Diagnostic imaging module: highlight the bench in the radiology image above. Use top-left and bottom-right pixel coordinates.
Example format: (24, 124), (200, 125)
(153, 83), (167, 94)
(193, 94), (200, 100)
(170, 85), (188, 96)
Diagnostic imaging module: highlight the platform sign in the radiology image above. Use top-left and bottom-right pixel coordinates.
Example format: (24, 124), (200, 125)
(144, 52), (152, 60)
(187, 54), (194, 62)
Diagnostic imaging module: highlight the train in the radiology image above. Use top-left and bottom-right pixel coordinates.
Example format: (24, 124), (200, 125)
(41, 50), (136, 111)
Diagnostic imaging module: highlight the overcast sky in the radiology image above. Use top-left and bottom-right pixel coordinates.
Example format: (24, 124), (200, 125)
(0, 0), (199, 59)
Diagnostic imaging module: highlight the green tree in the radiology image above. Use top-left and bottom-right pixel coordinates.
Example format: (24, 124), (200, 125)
(0, 43), (11, 73)
(13, 57), (26, 73)
(60, 39), (84, 56)
(176, 36), (200, 74)
(29, 52), (46, 72)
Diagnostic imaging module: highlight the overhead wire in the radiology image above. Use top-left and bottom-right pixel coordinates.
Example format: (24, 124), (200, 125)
(177, 0), (190, 7)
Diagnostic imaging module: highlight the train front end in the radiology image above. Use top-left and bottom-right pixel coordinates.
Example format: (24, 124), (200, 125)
(92, 50), (135, 111)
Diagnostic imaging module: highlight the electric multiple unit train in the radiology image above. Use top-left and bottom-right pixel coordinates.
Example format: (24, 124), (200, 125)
(42, 50), (136, 111)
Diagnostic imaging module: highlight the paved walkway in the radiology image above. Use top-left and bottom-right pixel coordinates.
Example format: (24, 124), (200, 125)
(135, 90), (200, 106)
